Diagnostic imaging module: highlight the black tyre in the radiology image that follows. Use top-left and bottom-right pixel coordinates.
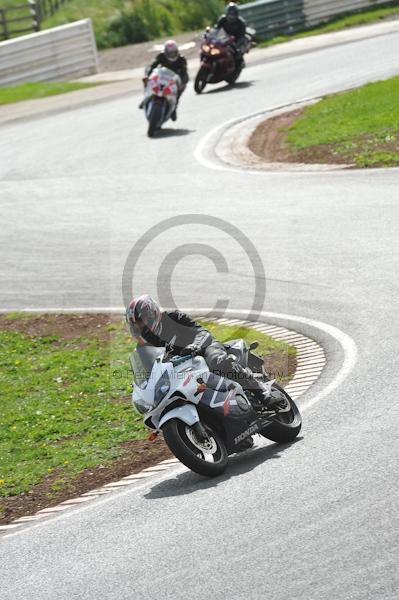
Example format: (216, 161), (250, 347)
(162, 419), (228, 477)
(194, 66), (208, 94)
(147, 102), (162, 137)
(260, 384), (302, 443)
(225, 64), (242, 85)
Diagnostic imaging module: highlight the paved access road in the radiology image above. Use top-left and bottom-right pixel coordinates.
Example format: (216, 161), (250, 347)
(1, 26), (399, 600)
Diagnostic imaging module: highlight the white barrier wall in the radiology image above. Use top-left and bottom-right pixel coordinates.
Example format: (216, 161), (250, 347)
(304, 0), (391, 27)
(0, 19), (99, 87)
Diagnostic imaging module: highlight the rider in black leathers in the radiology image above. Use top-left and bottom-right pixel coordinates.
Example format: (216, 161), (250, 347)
(216, 2), (248, 62)
(126, 295), (271, 407)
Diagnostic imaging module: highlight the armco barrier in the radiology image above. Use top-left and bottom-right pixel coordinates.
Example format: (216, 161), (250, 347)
(240, 0), (306, 39)
(303, 0), (392, 26)
(240, 0), (397, 38)
(0, 19), (98, 87)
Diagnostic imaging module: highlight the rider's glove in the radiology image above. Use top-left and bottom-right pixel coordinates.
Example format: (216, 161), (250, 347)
(181, 343), (201, 357)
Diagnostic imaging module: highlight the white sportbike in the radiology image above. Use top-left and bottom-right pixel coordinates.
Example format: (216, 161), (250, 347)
(142, 66), (181, 137)
(132, 339), (302, 477)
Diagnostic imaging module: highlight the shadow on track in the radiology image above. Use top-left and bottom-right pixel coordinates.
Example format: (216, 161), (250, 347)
(203, 80), (256, 94)
(153, 128), (195, 138)
(144, 437), (303, 500)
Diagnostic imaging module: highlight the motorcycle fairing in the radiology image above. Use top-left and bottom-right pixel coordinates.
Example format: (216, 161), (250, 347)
(158, 404), (200, 429)
(196, 377), (261, 453)
(144, 66), (180, 123)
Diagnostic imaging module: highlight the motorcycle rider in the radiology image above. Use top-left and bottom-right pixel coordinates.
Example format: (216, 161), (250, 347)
(126, 294), (273, 409)
(139, 40), (189, 121)
(216, 2), (249, 65)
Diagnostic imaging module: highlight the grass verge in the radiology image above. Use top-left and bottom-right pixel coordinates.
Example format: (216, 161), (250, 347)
(285, 76), (399, 167)
(0, 313), (295, 503)
(0, 81), (103, 106)
(259, 4), (399, 48)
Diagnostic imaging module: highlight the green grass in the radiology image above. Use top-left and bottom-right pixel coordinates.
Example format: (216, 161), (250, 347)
(0, 82), (102, 105)
(259, 4), (399, 48)
(0, 318), (295, 497)
(285, 76), (399, 167)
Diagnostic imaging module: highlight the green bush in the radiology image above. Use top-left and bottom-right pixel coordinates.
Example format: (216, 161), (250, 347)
(100, 0), (224, 48)
(99, 11), (151, 48)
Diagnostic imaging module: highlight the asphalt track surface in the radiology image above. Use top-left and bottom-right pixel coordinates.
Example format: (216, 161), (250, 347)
(1, 28), (399, 599)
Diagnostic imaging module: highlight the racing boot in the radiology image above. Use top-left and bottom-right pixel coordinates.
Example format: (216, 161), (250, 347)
(226, 360), (272, 410)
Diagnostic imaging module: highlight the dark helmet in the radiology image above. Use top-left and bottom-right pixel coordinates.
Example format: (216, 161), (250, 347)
(126, 295), (162, 338)
(226, 2), (239, 22)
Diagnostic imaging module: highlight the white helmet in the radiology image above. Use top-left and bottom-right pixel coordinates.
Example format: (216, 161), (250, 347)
(164, 39), (179, 62)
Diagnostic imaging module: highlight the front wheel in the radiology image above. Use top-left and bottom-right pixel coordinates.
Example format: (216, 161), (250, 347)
(225, 63), (242, 85)
(162, 419), (228, 477)
(147, 102), (163, 137)
(194, 66), (209, 94)
(260, 384), (302, 443)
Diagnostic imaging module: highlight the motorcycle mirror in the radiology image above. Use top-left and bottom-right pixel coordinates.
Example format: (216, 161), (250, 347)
(249, 341), (259, 351)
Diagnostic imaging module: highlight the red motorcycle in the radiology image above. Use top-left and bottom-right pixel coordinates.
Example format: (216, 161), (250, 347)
(194, 27), (251, 94)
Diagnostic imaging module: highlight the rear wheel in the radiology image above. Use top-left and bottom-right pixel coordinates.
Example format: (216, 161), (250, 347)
(147, 102), (163, 137)
(194, 66), (208, 94)
(260, 384), (302, 443)
(162, 419), (228, 477)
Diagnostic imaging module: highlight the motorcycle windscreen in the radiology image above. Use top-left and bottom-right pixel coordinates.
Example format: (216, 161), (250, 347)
(130, 345), (164, 386)
(208, 28), (229, 43)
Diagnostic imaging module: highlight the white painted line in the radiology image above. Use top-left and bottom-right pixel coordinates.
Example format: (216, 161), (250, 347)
(289, 374), (319, 384)
(296, 352), (325, 361)
(297, 356), (326, 363)
(101, 481), (136, 488)
(0, 307), (125, 314)
(272, 334), (311, 343)
(290, 365), (324, 374)
(186, 308), (358, 414)
(286, 383), (316, 391)
(12, 516), (43, 523)
(289, 375), (319, 383)
(141, 465), (172, 472)
(119, 472), (154, 479)
(36, 505), (70, 514)
(36, 507), (72, 514)
(60, 497), (94, 505)
(194, 96), (355, 175)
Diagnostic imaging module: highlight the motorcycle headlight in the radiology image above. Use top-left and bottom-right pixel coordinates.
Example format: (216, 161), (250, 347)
(154, 372), (170, 407)
(210, 48), (220, 56)
(202, 44), (210, 53)
(133, 392), (151, 415)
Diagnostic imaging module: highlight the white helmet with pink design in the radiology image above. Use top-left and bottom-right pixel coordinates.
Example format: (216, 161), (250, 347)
(164, 39), (179, 62)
